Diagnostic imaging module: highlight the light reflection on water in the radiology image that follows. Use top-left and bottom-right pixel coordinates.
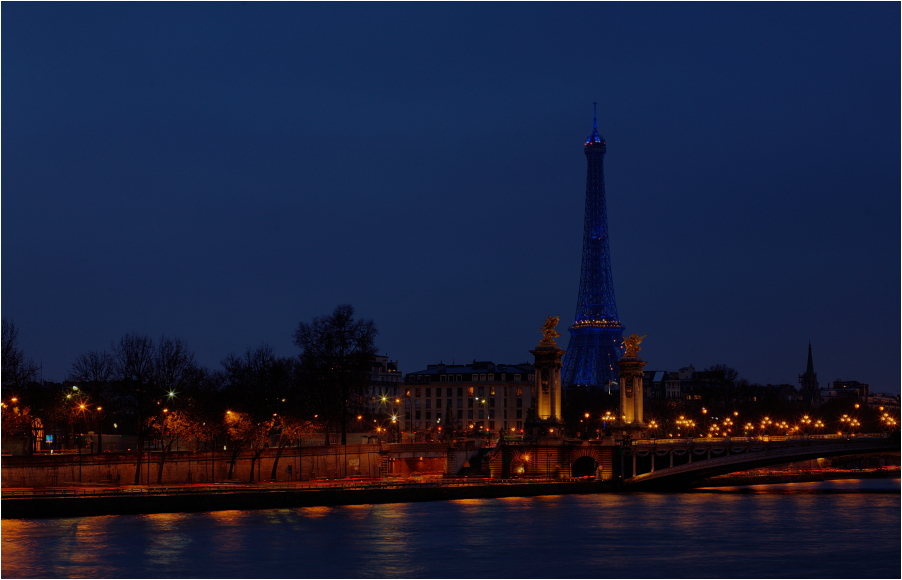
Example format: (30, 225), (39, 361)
(2, 479), (898, 579)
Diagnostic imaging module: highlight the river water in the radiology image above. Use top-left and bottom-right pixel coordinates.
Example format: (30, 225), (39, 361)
(2, 479), (899, 579)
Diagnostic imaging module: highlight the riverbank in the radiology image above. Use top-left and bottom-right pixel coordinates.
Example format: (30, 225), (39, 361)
(1, 479), (616, 519)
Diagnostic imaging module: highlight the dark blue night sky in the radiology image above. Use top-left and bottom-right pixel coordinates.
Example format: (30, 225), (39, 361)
(3, 3), (899, 391)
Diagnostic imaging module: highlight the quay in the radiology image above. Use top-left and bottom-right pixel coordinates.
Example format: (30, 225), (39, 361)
(1, 478), (614, 519)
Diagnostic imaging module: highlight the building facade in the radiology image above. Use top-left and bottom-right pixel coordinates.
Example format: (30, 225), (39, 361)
(361, 355), (403, 426)
(402, 362), (535, 436)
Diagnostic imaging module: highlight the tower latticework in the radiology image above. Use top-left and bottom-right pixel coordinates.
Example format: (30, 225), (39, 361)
(561, 106), (624, 389)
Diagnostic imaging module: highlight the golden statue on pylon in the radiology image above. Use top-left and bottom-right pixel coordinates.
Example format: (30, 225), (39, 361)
(539, 316), (562, 344)
(623, 333), (647, 357)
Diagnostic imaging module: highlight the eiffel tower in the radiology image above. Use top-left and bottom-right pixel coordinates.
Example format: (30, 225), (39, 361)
(561, 105), (624, 390)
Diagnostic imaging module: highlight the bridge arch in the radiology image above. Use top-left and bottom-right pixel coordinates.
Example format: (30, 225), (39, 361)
(568, 447), (606, 478)
(572, 456), (597, 477)
(625, 435), (897, 490)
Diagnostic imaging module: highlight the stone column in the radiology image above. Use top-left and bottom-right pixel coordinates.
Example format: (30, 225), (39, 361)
(527, 317), (566, 441)
(532, 347), (564, 422)
(617, 354), (647, 426)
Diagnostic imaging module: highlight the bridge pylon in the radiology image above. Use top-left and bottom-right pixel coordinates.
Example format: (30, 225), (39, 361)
(526, 318), (566, 443)
(612, 333), (648, 440)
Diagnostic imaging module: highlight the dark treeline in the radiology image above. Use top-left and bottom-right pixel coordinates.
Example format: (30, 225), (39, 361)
(1, 306), (378, 483)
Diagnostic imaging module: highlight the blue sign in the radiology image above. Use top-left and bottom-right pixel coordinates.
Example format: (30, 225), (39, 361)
(45, 434), (53, 442)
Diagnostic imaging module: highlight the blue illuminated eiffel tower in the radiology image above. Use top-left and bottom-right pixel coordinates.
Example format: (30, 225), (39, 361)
(561, 105), (624, 390)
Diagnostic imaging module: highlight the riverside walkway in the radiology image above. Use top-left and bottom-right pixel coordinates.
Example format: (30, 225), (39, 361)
(1, 477), (614, 519)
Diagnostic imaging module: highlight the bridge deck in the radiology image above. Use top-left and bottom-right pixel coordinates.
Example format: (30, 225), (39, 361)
(624, 433), (898, 489)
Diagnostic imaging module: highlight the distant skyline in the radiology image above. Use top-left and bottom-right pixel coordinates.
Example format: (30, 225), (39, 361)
(2, 3), (899, 392)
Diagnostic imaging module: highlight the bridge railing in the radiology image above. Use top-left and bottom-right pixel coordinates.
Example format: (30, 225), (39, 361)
(630, 433), (888, 445)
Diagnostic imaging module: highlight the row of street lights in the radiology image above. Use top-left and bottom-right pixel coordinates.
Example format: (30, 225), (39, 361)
(644, 409), (893, 439)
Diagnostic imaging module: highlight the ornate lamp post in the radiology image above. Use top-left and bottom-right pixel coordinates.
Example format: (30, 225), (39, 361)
(647, 419), (659, 439)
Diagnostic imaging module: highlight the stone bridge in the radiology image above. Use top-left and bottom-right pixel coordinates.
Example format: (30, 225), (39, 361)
(623, 433), (898, 490)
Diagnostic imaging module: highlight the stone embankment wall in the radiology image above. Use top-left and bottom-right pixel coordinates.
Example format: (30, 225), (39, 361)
(1, 444), (452, 487)
(2, 480), (617, 519)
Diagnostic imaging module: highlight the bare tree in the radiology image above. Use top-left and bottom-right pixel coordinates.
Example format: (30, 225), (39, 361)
(69, 350), (116, 452)
(269, 414), (312, 481)
(112, 334), (156, 484)
(145, 409), (197, 484)
(2, 319), (39, 389)
(155, 336), (198, 396)
(221, 410), (269, 480)
(294, 305), (377, 446)
(221, 344), (295, 481)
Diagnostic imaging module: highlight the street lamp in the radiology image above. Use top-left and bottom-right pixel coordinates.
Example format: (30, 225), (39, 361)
(839, 413), (852, 434)
(800, 415), (812, 435)
(647, 420), (659, 439)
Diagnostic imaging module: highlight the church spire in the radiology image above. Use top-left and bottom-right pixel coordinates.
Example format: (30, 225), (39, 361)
(799, 342), (820, 406)
(806, 341), (815, 375)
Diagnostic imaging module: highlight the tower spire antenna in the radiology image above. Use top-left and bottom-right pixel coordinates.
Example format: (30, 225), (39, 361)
(585, 102), (603, 145)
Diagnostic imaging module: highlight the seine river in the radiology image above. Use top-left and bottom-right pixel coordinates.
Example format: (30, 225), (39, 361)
(2, 479), (899, 579)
